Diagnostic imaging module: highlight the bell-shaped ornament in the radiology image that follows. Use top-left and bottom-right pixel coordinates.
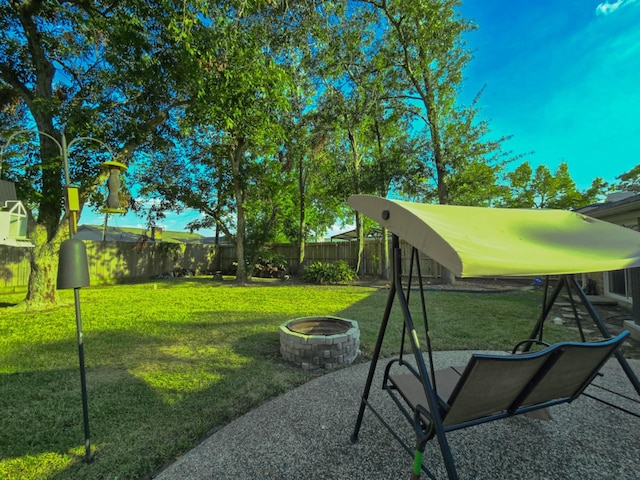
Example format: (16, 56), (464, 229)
(57, 238), (90, 289)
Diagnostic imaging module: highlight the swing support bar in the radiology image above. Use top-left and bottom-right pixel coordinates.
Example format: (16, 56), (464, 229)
(350, 236), (637, 479)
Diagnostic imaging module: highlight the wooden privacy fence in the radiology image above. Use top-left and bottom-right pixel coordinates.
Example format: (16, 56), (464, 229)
(0, 245), (31, 289)
(0, 242), (219, 289)
(277, 240), (442, 278)
(269, 240), (381, 275)
(0, 238), (441, 288)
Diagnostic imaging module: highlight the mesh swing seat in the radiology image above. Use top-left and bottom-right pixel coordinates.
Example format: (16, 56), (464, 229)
(385, 332), (629, 436)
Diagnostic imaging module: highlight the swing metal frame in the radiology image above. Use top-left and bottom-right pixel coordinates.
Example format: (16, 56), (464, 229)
(350, 235), (640, 480)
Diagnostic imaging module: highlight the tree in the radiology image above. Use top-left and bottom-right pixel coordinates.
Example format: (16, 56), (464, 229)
(356, 0), (514, 282)
(615, 164), (640, 193)
(319, 86), (375, 275)
(137, 2), (319, 282)
(500, 161), (608, 210)
(279, 100), (344, 272)
(0, 0), (204, 306)
(400, 92), (516, 207)
(354, 0), (472, 205)
(366, 113), (417, 279)
(311, 3), (412, 276)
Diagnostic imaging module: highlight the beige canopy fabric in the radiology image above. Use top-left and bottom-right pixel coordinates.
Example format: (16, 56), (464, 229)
(348, 194), (640, 278)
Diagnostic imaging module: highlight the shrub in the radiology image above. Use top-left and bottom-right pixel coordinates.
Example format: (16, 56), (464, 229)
(303, 260), (356, 284)
(253, 251), (288, 278)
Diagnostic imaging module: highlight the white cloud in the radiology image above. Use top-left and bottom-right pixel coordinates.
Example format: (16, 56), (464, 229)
(596, 0), (637, 15)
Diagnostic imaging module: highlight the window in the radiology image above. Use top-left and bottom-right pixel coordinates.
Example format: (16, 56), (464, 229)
(607, 269), (631, 300)
(8, 202), (27, 238)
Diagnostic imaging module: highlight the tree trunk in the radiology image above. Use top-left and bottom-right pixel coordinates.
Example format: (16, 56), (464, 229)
(355, 211), (364, 276)
(347, 128), (364, 276)
(22, 117), (65, 305)
(298, 236), (306, 276)
(23, 122), (65, 306)
(297, 159), (306, 274)
(381, 226), (390, 281)
(25, 222), (61, 308)
(231, 137), (247, 283)
(422, 73), (454, 284)
(441, 268), (456, 285)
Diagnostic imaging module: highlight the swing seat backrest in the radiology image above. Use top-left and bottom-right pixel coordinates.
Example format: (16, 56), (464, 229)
(444, 351), (553, 425)
(520, 335), (626, 407)
(445, 332), (628, 426)
(388, 332), (629, 429)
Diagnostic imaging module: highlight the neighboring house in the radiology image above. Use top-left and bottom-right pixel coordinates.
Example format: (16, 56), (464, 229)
(330, 228), (384, 242)
(0, 179), (32, 247)
(200, 235), (232, 245)
(75, 224), (206, 244)
(577, 191), (640, 303)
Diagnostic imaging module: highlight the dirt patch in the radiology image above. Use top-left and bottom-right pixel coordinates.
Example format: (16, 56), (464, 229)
(548, 298), (640, 359)
(353, 275), (534, 292)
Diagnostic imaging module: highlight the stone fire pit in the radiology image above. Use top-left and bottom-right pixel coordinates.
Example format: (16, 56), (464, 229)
(279, 316), (360, 370)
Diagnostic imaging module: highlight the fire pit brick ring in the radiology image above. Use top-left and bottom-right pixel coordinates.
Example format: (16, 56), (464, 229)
(279, 316), (360, 370)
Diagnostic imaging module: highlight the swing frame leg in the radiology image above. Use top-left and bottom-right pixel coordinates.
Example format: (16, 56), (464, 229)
(410, 448), (425, 480)
(528, 275), (640, 397)
(351, 235), (459, 479)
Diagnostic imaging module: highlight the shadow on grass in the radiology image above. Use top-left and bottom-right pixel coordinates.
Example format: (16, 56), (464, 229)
(0, 313), (313, 480)
(1, 286), (457, 479)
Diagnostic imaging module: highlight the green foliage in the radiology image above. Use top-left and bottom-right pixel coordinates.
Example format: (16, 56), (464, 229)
(253, 250), (288, 278)
(615, 164), (640, 193)
(0, 0), (214, 304)
(500, 161), (608, 209)
(135, 1), (322, 281)
(303, 260), (357, 284)
(2, 0), (615, 302)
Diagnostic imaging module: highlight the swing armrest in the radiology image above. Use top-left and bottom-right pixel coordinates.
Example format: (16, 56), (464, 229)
(512, 339), (551, 354)
(383, 358), (450, 412)
(387, 367), (461, 419)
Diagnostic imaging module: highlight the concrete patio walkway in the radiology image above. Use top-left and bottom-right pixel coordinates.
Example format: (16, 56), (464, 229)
(154, 351), (640, 480)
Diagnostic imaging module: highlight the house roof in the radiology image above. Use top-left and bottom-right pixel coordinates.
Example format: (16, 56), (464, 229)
(349, 194), (640, 278)
(330, 228), (384, 241)
(76, 225), (206, 243)
(0, 180), (18, 206)
(576, 193), (640, 231)
(576, 193), (640, 216)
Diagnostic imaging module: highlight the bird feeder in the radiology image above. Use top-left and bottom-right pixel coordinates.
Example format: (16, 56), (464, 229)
(100, 160), (128, 214)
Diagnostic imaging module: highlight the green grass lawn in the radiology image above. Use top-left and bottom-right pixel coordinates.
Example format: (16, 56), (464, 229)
(0, 279), (581, 479)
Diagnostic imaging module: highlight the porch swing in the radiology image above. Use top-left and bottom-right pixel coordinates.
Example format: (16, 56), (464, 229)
(348, 195), (640, 480)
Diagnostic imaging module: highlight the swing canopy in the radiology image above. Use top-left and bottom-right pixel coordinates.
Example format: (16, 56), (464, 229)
(348, 195), (640, 278)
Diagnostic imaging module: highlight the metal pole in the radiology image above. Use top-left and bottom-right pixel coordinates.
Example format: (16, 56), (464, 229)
(73, 287), (93, 462)
(3, 128), (107, 463)
(102, 213), (109, 241)
(62, 131), (93, 463)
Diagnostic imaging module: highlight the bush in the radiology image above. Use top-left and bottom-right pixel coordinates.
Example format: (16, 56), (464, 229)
(303, 260), (356, 284)
(253, 251), (288, 278)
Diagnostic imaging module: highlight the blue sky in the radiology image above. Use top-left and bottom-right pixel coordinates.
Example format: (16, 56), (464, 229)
(82, 0), (640, 234)
(458, 0), (640, 189)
